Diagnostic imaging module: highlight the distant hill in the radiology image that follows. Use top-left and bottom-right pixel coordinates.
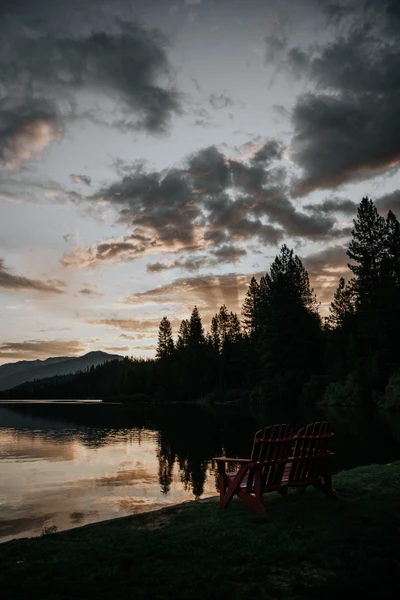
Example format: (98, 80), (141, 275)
(0, 351), (124, 391)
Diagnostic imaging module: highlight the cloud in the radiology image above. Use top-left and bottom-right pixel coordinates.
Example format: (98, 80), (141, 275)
(291, 93), (400, 196)
(209, 93), (234, 110)
(146, 245), (246, 274)
(119, 333), (136, 341)
(0, 258), (65, 293)
(375, 190), (400, 215)
(70, 174), (92, 186)
(303, 198), (358, 216)
(0, 100), (63, 170)
(0, 20), (182, 168)
(0, 339), (86, 360)
(302, 245), (351, 308)
(125, 273), (253, 316)
(104, 346), (129, 353)
(63, 139), (350, 269)
(88, 318), (172, 332)
(285, 2), (400, 194)
(79, 287), (103, 296)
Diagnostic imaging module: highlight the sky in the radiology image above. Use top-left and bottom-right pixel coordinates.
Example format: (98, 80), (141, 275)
(1, 0), (400, 364)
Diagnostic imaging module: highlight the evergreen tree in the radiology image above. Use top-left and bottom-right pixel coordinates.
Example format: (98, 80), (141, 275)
(176, 319), (190, 350)
(241, 276), (260, 338)
(259, 245), (321, 403)
(327, 277), (355, 329)
(156, 317), (175, 360)
(210, 315), (220, 352)
(188, 306), (205, 346)
(347, 197), (386, 304)
(383, 210), (400, 286)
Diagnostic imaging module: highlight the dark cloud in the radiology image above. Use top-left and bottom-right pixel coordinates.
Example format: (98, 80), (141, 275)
(0, 258), (65, 293)
(146, 245), (247, 274)
(375, 190), (400, 215)
(64, 139), (350, 268)
(212, 245), (247, 262)
(70, 174), (92, 186)
(0, 19), (182, 168)
(291, 92), (400, 196)
(0, 339), (85, 360)
(303, 198), (358, 215)
(277, 0), (400, 194)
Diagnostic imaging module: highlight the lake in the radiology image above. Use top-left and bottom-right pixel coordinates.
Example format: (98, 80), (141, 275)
(1, 401), (399, 543)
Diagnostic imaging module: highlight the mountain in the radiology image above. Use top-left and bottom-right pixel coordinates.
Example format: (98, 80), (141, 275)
(0, 351), (124, 391)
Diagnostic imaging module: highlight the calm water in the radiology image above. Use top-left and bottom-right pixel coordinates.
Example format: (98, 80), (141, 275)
(1, 401), (399, 543)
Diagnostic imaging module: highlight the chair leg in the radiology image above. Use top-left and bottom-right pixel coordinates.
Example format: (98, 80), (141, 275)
(237, 489), (267, 514)
(313, 480), (339, 500)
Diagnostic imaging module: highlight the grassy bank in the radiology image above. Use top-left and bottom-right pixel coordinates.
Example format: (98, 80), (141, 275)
(1, 463), (400, 600)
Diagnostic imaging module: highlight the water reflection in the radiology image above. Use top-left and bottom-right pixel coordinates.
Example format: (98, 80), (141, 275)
(0, 402), (399, 543)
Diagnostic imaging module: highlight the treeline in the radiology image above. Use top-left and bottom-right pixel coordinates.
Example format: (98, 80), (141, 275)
(2, 197), (400, 410)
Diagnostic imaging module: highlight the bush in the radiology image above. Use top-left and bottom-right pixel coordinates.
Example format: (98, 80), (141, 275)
(379, 371), (400, 411)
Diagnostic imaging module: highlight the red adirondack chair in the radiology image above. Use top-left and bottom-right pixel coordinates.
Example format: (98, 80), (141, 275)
(214, 424), (295, 515)
(284, 421), (338, 500)
(214, 421), (338, 514)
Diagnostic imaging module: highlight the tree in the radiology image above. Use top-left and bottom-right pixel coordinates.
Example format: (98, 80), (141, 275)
(347, 197), (386, 304)
(383, 210), (400, 286)
(258, 245), (322, 403)
(156, 317), (175, 360)
(327, 277), (355, 329)
(241, 276), (261, 338)
(188, 306), (205, 346)
(176, 319), (190, 350)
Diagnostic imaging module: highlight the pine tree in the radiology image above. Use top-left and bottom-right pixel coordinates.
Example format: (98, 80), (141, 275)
(327, 277), (355, 329)
(210, 315), (220, 352)
(383, 210), (400, 286)
(259, 245), (321, 402)
(156, 317), (175, 360)
(176, 319), (190, 350)
(188, 306), (205, 346)
(241, 276), (260, 338)
(347, 197), (386, 304)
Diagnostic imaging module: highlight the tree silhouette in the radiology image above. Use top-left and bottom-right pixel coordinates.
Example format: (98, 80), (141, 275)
(156, 317), (175, 360)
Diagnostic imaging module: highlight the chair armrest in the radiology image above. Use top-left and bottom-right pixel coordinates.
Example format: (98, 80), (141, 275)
(213, 457), (251, 464)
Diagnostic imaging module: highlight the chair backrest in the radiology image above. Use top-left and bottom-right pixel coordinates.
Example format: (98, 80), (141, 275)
(288, 421), (334, 484)
(249, 424), (295, 490)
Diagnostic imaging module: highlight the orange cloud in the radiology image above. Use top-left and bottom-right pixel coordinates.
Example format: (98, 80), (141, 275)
(2, 118), (63, 171)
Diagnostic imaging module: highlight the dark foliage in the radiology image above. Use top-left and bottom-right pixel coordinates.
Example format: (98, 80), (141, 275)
(2, 197), (400, 409)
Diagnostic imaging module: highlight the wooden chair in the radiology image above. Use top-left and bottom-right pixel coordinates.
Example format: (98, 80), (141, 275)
(284, 421), (338, 500)
(214, 424), (295, 514)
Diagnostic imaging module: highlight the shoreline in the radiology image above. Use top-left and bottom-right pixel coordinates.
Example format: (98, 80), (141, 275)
(1, 463), (400, 599)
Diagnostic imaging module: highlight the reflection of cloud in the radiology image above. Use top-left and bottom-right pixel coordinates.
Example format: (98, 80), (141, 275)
(91, 468), (158, 487)
(0, 428), (76, 462)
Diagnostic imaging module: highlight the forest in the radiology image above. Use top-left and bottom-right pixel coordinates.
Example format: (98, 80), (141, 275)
(2, 197), (400, 411)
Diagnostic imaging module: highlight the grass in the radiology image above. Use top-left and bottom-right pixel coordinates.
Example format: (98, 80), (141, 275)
(1, 463), (400, 599)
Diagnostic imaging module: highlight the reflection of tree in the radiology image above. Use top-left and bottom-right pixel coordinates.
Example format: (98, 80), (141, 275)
(178, 457), (209, 499)
(156, 438), (175, 494)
